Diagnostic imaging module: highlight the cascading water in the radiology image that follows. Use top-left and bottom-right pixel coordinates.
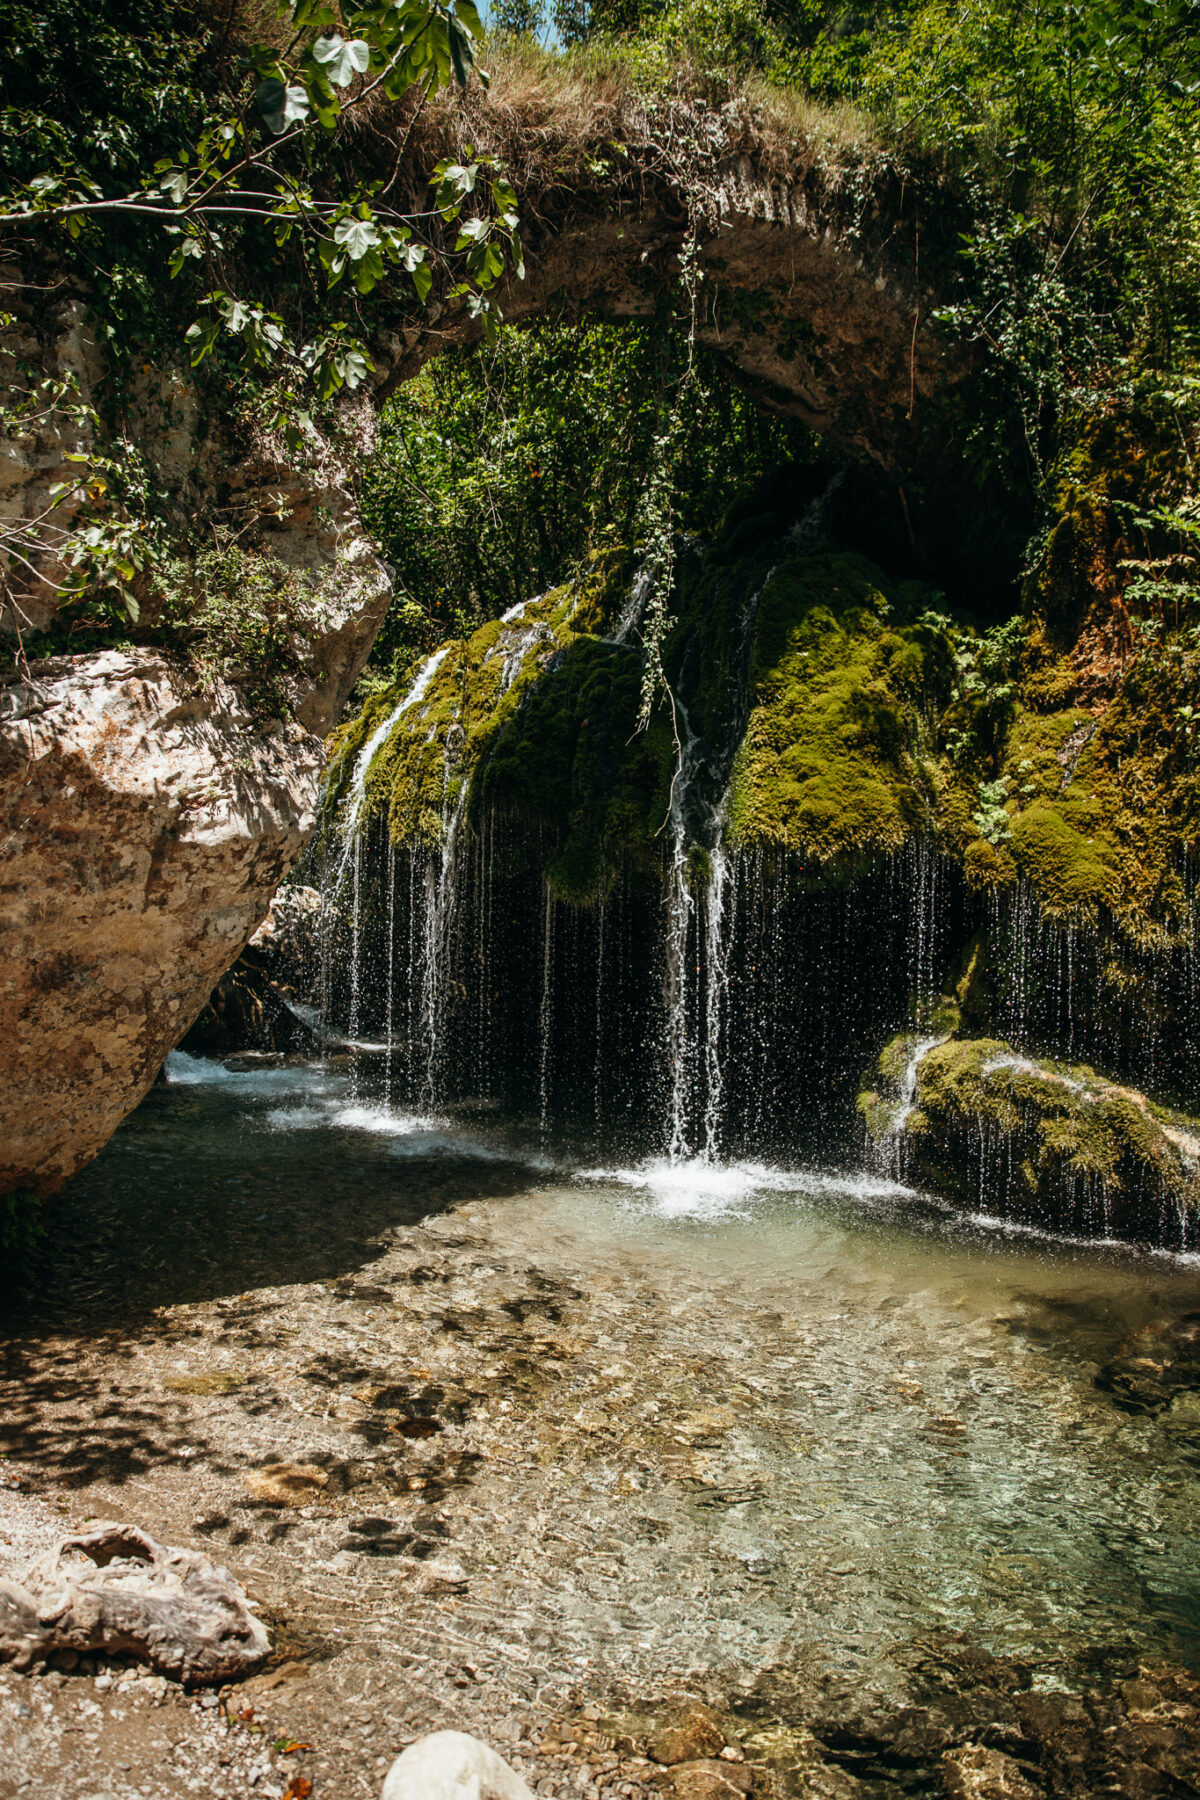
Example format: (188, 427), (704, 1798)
(320, 644), (452, 1046)
(662, 688), (705, 1164)
(298, 484), (1200, 1249)
(418, 779), (470, 1108)
(334, 644), (452, 863)
(701, 838), (733, 1163)
(538, 884), (556, 1136)
(879, 1029), (951, 1176)
(659, 546), (783, 1164)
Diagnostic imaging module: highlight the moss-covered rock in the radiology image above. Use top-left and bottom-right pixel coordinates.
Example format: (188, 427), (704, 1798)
(322, 443), (1200, 951)
(860, 1035), (1200, 1243)
(725, 554), (952, 864)
(324, 517), (955, 900)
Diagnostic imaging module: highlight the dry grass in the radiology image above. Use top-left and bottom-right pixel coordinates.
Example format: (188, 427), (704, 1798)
(407, 34), (879, 201)
(214, 2), (880, 220)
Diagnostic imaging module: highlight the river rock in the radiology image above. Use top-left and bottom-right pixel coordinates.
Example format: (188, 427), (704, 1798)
(245, 1462), (329, 1506)
(650, 1703), (728, 1765)
(0, 1523), (268, 1682)
(381, 1730), (534, 1800)
(1095, 1311), (1200, 1413)
(665, 1759), (755, 1798)
(860, 1035), (1200, 1243)
(941, 1743), (1041, 1799)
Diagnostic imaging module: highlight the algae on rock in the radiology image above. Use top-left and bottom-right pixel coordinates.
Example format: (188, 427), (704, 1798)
(860, 1034), (1200, 1244)
(322, 514), (955, 901)
(322, 450), (1200, 981)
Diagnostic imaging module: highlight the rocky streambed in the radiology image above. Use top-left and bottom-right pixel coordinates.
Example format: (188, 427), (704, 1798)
(3, 1055), (1200, 1799)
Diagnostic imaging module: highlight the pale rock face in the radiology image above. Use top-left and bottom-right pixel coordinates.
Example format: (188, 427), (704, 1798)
(0, 288), (390, 1195)
(381, 1731), (535, 1800)
(0, 653), (326, 1193)
(0, 1522), (268, 1682)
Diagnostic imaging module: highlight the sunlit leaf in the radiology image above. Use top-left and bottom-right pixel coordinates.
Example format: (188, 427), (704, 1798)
(312, 34), (371, 88)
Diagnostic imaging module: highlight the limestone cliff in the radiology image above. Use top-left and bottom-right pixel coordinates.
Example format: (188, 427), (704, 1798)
(0, 291), (390, 1195)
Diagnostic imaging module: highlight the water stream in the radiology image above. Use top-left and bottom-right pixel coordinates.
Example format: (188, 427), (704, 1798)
(9, 1051), (1200, 1709)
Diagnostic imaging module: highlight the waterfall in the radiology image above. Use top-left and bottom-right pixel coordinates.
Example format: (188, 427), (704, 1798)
(419, 781), (470, 1108)
(661, 560), (777, 1164)
(336, 645), (451, 853)
(301, 473), (1200, 1207)
(663, 752), (699, 1163)
(701, 839), (734, 1163)
(539, 885), (555, 1136)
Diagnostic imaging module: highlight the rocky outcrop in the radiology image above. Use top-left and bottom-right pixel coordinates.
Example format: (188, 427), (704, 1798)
(860, 1034), (1200, 1243)
(0, 290), (388, 1195)
(0, 654), (329, 1193)
(385, 75), (1015, 589)
(0, 1523), (268, 1682)
(181, 885), (325, 1059)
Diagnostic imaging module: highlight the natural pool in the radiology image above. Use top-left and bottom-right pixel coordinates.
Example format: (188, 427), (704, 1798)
(5, 1052), (1200, 1796)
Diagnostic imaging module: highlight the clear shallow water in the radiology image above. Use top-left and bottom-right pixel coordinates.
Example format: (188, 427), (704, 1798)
(9, 1052), (1200, 1692)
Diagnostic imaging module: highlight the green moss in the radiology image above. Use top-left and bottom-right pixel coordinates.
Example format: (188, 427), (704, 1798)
(323, 449), (1200, 949)
(725, 552), (948, 865)
(862, 1034), (1200, 1239)
(1007, 802), (1120, 917)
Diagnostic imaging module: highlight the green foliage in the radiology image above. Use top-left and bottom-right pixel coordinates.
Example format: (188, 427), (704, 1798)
(972, 778), (1012, 845)
(0, 0), (523, 622)
(0, 360), (164, 637)
(360, 319), (813, 685)
(152, 543), (332, 720)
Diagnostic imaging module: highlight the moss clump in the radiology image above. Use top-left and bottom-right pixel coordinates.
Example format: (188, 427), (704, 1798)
(326, 522), (953, 899)
(324, 440), (1200, 948)
(861, 1035), (1200, 1242)
(725, 554), (950, 864)
(323, 555), (675, 897)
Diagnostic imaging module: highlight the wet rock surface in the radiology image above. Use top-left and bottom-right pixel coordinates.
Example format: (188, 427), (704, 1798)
(862, 1036), (1200, 1245)
(1097, 1312), (1200, 1415)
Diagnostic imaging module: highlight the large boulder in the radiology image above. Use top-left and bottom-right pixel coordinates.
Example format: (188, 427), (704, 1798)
(0, 290), (388, 1196)
(0, 655), (333, 1193)
(860, 1035), (1200, 1243)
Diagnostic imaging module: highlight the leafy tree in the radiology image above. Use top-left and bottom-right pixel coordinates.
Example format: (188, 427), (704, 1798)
(360, 318), (814, 681)
(0, 0), (523, 631)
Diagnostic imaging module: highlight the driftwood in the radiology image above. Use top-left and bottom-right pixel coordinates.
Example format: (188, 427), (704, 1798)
(382, 1731), (535, 1800)
(0, 1523), (269, 1683)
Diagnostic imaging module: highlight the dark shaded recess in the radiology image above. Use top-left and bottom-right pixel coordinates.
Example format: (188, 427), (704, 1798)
(324, 806), (1200, 1183)
(0, 1075), (530, 1332)
(182, 939), (317, 1058)
(717, 408), (1034, 619)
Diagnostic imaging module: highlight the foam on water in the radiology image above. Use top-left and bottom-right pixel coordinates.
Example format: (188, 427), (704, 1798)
(575, 1156), (915, 1220)
(258, 1087), (535, 1164)
(164, 1050), (238, 1084)
(164, 1051), (339, 1095)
